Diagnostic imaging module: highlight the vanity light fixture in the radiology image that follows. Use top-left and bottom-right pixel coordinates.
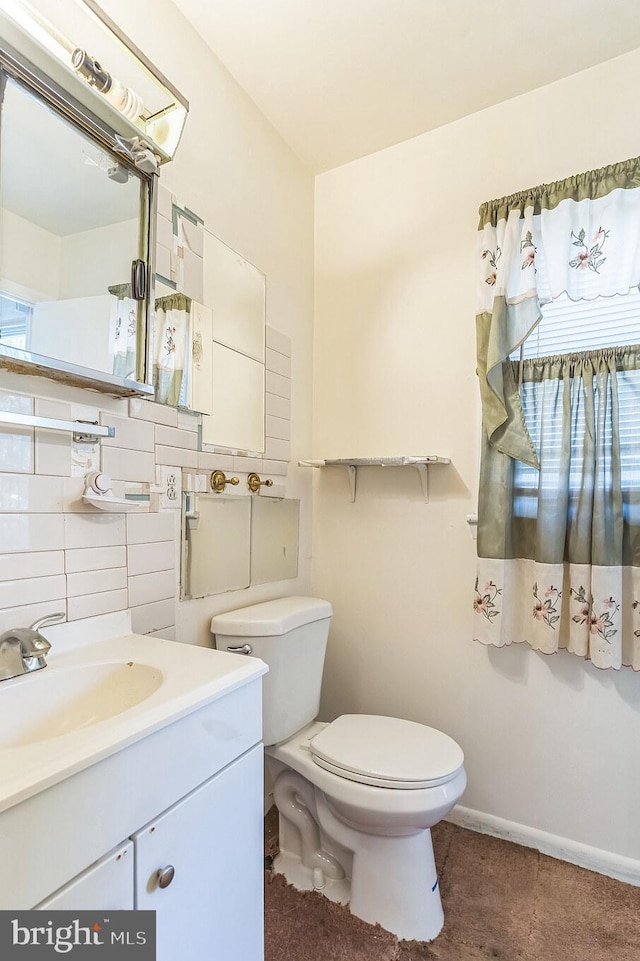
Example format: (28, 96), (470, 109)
(0, 0), (189, 162)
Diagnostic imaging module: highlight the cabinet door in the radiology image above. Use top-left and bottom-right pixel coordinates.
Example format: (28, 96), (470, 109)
(35, 841), (134, 910)
(134, 745), (263, 961)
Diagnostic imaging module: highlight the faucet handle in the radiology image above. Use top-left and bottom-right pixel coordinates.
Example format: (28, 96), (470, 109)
(30, 612), (65, 632)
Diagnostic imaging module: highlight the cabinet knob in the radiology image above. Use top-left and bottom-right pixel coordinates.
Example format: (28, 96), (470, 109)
(156, 864), (176, 889)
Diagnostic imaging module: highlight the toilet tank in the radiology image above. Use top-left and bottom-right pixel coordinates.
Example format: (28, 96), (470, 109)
(210, 597), (332, 746)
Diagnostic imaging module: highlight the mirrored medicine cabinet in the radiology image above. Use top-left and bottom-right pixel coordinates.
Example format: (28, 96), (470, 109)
(0, 41), (157, 396)
(181, 493), (299, 599)
(0, 15), (272, 459)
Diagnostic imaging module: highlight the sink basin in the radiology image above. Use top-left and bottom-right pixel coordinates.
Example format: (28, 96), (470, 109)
(0, 617), (267, 818)
(0, 662), (164, 749)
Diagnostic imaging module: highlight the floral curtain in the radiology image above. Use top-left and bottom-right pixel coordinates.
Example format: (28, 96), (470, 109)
(109, 283), (138, 380)
(153, 293), (191, 406)
(474, 158), (640, 670)
(477, 157), (640, 468)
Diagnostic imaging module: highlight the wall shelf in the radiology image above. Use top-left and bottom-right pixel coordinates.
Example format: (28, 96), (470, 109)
(298, 456), (450, 502)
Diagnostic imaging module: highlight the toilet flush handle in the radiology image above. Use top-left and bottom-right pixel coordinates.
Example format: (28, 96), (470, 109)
(226, 644), (253, 655)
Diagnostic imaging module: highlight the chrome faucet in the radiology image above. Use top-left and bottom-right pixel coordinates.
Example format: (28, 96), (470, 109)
(0, 612), (65, 682)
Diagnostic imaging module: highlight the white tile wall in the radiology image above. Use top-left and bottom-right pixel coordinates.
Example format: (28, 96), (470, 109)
(0, 324), (292, 635)
(0, 574), (66, 609)
(264, 330), (291, 464)
(127, 511), (176, 545)
(266, 348), (291, 379)
(65, 546), (127, 573)
(0, 390), (34, 474)
(0, 514), (65, 553)
(266, 415), (291, 441)
(0, 475), (64, 513)
(155, 445), (198, 468)
(128, 569), (176, 607)
(101, 447), (156, 483)
(266, 370), (291, 400)
(127, 541), (174, 576)
(66, 567), (128, 598)
(0, 551), (64, 581)
(64, 513), (126, 550)
(68, 589), (129, 622)
(155, 425), (198, 450)
(100, 414), (155, 452)
(266, 392), (290, 420)
(129, 398), (178, 427)
(35, 399), (72, 476)
(130, 598), (175, 635)
(0, 599), (67, 635)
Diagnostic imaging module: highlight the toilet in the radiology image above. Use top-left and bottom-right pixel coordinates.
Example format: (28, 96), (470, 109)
(210, 596), (466, 942)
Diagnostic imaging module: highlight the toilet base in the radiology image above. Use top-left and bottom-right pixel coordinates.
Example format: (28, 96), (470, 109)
(272, 850), (350, 904)
(274, 787), (445, 942)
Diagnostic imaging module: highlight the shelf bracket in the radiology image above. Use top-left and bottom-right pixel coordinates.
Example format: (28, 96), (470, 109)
(344, 465), (357, 502)
(412, 463), (429, 503)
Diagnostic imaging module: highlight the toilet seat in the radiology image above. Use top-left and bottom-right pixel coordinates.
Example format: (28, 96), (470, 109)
(310, 714), (464, 790)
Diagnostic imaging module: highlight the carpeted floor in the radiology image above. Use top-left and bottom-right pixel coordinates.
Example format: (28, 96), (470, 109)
(264, 807), (640, 960)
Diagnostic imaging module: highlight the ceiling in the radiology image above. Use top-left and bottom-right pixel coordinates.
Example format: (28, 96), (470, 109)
(171, 0), (640, 173)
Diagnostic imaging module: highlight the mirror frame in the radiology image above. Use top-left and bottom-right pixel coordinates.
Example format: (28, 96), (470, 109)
(0, 38), (156, 398)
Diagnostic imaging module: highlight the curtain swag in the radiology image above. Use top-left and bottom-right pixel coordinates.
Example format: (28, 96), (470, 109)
(476, 154), (640, 468)
(153, 294), (192, 406)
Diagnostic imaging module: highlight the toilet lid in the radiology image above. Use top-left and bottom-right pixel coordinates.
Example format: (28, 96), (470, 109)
(310, 714), (464, 790)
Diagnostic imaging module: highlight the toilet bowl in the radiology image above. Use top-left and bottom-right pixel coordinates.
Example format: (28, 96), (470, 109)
(210, 597), (466, 942)
(267, 718), (465, 941)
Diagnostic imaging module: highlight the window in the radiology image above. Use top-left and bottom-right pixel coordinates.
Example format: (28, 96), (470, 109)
(513, 291), (640, 521)
(0, 292), (32, 350)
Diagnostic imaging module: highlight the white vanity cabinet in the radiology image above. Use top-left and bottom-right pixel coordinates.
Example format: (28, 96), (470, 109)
(135, 746), (263, 961)
(35, 747), (263, 961)
(0, 637), (267, 961)
(36, 842), (135, 911)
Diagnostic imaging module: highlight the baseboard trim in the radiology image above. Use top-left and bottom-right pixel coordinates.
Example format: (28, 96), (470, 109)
(446, 805), (640, 887)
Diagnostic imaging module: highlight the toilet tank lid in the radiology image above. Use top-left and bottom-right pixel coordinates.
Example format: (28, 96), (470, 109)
(210, 596), (332, 636)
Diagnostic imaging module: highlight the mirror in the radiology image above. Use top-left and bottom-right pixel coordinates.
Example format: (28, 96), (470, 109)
(250, 497), (299, 585)
(182, 494), (251, 598)
(181, 493), (299, 599)
(159, 202), (266, 452)
(201, 230), (265, 452)
(0, 66), (154, 394)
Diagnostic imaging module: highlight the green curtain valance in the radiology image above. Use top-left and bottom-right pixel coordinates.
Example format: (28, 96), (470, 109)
(478, 155), (640, 229)
(155, 292), (192, 313)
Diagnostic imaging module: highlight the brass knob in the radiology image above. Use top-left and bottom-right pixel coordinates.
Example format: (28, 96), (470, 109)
(156, 864), (175, 889)
(210, 470), (240, 493)
(247, 472), (274, 494)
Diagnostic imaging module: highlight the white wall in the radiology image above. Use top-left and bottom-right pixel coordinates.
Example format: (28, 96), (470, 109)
(313, 48), (640, 863)
(0, 0), (314, 648)
(59, 219), (138, 299)
(100, 0), (315, 646)
(1, 207), (60, 300)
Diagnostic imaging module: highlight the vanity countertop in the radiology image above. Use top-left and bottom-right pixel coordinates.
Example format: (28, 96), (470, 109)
(0, 627), (267, 814)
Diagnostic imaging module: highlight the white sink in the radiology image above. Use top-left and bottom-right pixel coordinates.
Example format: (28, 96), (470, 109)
(0, 612), (267, 815)
(0, 662), (164, 749)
